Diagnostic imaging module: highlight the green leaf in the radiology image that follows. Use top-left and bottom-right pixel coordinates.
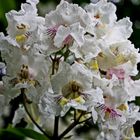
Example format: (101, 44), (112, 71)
(0, 0), (16, 31)
(0, 127), (49, 140)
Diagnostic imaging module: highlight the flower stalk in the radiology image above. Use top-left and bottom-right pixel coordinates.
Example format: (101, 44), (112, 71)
(21, 88), (52, 139)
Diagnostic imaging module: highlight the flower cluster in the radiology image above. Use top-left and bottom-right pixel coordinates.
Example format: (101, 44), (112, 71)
(0, 0), (140, 139)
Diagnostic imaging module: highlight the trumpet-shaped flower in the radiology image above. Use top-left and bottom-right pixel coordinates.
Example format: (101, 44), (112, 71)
(39, 62), (103, 117)
(6, 0), (44, 49)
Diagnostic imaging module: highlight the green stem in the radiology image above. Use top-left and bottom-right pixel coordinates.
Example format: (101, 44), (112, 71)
(64, 48), (70, 61)
(51, 54), (60, 140)
(58, 112), (83, 139)
(21, 88), (52, 139)
(51, 58), (55, 75)
(58, 120), (77, 140)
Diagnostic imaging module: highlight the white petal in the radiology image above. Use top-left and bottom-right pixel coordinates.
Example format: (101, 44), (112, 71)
(12, 105), (26, 126)
(54, 25), (70, 48)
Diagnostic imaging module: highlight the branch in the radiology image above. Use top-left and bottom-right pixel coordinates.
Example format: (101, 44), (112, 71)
(53, 116), (59, 139)
(21, 88), (52, 139)
(58, 111), (83, 139)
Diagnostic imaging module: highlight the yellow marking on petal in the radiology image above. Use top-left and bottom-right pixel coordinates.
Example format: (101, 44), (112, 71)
(105, 111), (110, 119)
(123, 138), (130, 140)
(29, 80), (36, 86)
(75, 110), (83, 120)
(115, 54), (128, 65)
(59, 97), (68, 107)
(79, 113), (91, 122)
(16, 34), (27, 43)
(130, 127), (134, 135)
(117, 104), (128, 111)
(74, 96), (85, 104)
(89, 59), (99, 70)
(123, 128), (134, 140)
(74, 110), (91, 122)
(62, 81), (82, 99)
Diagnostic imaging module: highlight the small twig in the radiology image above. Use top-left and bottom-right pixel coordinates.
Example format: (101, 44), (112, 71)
(74, 110), (76, 122)
(50, 55), (53, 61)
(53, 116), (59, 140)
(58, 120), (77, 140)
(64, 48), (70, 62)
(58, 55), (63, 60)
(78, 117), (92, 124)
(58, 111), (84, 139)
(51, 53), (59, 75)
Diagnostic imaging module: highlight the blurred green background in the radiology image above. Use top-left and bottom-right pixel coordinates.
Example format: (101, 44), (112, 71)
(0, 0), (140, 138)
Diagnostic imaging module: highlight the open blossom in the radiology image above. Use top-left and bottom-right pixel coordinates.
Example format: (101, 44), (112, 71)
(96, 40), (140, 75)
(85, 0), (117, 25)
(41, 0), (92, 54)
(5, 0), (45, 53)
(70, 35), (101, 63)
(39, 62), (104, 117)
(6, 0), (44, 37)
(0, 33), (50, 104)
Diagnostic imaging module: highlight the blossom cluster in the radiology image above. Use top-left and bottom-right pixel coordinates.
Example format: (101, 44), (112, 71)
(0, 0), (140, 139)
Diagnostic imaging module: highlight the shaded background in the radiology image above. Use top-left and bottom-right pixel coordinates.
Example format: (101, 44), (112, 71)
(0, 0), (140, 139)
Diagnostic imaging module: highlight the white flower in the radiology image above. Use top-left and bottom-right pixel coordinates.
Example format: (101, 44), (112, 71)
(39, 91), (62, 117)
(41, 0), (92, 54)
(89, 17), (132, 45)
(2, 62), (49, 103)
(93, 72), (140, 105)
(45, 0), (91, 28)
(96, 103), (126, 129)
(39, 62), (103, 116)
(0, 36), (50, 103)
(12, 105), (26, 126)
(6, 0), (44, 48)
(51, 62), (93, 94)
(92, 71), (140, 132)
(0, 34), (49, 80)
(96, 40), (140, 75)
(54, 22), (85, 48)
(86, 87), (104, 123)
(109, 75), (140, 102)
(103, 17), (133, 44)
(70, 35), (101, 62)
(84, 0), (132, 45)
(51, 62), (93, 115)
(85, 0), (117, 25)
